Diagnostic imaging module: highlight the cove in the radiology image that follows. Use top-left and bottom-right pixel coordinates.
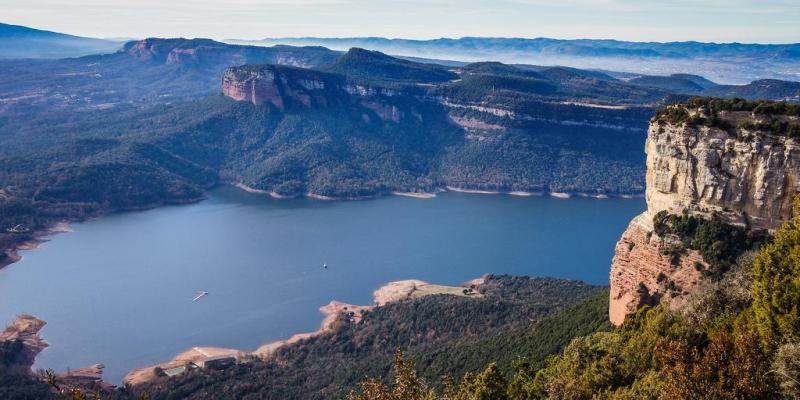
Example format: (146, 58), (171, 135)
(0, 187), (644, 383)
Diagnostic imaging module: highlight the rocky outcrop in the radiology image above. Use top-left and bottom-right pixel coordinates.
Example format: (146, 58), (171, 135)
(122, 38), (339, 68)
(221, 64), (344, 110)
(0, 315), (48, 373)
(221, 64), (415, 125)
(124, 38), (223, 64)
(609, 213), (705, 324)
(646, 112), (800, 230)
(610, 103), (800, 325)
(222, 66), (285, 109)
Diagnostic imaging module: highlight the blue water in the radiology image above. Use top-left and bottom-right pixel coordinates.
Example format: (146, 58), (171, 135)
(0, 187), (644, 383)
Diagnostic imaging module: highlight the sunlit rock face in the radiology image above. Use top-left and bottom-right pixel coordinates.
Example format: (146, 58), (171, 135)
(610, 106), (800, 325)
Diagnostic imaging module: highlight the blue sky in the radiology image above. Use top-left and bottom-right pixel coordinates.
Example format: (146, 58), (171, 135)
(5, 0), (799, 43)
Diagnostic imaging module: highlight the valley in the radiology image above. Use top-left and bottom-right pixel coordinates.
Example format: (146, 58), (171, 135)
(3, 37), (797, 270)
(0, 17), (799, 399)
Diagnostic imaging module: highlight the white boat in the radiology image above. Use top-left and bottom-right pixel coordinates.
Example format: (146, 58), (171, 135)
(192, 291), (209, 302)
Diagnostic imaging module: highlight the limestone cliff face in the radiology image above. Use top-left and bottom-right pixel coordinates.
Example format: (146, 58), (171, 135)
(221, 65), (342, 110)
(610, 104), (800, 325)
(122, 38), (338, 69)
(646, 115), (800, 229)
(221, 64), (411, 123)
(222, 66), (286, 109)
(124, 38), (222, 64)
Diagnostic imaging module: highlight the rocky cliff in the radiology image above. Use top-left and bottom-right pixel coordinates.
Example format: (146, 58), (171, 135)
(122, 38), (339, 68)
(221, 64), (345, 109)
(610, 99), (800, 325)
(220, 63), (414, 124)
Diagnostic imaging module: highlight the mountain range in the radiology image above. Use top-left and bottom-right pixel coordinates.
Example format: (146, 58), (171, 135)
(0, 22), (123, 59)
(230, 36), (800, 84)
(2, 37), (800, 239)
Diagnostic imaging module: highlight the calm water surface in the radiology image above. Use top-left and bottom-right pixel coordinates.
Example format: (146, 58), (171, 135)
(0, 187), (644, 382)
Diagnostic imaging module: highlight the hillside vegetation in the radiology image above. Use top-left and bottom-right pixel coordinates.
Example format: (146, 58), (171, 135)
(345, 198), (800, 399)
(119, 276), (609, 399)
(1, 46), (664, 260)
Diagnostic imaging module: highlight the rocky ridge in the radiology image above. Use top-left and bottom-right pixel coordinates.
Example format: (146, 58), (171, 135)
(221, 63), (412, 123)
(609, 101), (800, 325)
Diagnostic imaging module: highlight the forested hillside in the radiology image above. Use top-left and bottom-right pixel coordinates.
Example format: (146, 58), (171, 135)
(125, 276), (609, 399)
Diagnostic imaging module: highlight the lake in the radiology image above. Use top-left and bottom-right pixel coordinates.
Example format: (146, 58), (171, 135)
(0, 187), (644, 383)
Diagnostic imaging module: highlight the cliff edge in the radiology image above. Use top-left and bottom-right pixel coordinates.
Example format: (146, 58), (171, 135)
(610, 98), (800, 325)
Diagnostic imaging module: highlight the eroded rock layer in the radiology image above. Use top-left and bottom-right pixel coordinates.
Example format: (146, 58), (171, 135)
(646, 113), (800, 229)
(610, 103), (800, 325)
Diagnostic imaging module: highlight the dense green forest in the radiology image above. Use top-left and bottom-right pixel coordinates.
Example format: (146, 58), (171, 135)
(0, 277), (613, 400)
(0, 276), (613, 399)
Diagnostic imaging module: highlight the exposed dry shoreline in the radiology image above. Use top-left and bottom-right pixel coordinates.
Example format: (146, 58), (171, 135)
(0, 222), (74, 270)
(0, 183), (641, 272)
(0, 315), (112, 390)
(122, 276), (487, 386)
(0, 193), (207, 271)
(234, 182), (641, 201)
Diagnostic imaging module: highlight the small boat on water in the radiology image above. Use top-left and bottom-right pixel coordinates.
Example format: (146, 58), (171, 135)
(323, 263), (328, 269)
(192, 291), (209, 302)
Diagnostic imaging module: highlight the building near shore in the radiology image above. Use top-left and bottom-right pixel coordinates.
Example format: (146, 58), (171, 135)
(196, 355), (237, 370)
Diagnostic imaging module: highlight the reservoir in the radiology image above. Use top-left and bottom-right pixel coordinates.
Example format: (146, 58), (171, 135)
(0, 187), (644, 383)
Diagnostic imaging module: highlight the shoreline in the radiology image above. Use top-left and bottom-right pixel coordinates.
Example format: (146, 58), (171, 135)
(0, 194), (207, 271)
(0, 222), (75, 270)
(233, 182), (379, 201)
(233, 182), (642, 202)
(122, 275), (487, 386)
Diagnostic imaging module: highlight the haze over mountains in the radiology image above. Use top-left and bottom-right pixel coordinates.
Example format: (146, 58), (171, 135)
(0, 22), (123, 59)
(2, 20), (798, 85)
(230, 36), (800, 84)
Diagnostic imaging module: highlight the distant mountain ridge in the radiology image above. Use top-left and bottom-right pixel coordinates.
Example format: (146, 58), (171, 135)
(228, 36), (800, 84)
(0, 22), (123, 59)
(249, 36), (800, 59)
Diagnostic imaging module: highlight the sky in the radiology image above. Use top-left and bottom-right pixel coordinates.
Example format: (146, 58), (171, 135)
(3, 0), (800, 43)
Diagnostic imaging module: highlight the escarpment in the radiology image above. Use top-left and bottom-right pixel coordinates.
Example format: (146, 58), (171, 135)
(221, 64), (344, 109)
(220, 63), (410, 122)
(610, 99), (800, 325)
